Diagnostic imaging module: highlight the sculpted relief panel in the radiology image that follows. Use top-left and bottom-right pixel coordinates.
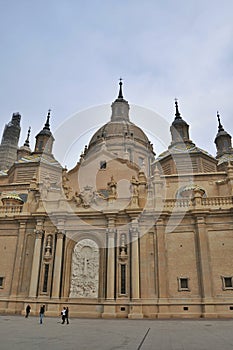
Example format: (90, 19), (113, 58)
(69, 239), (99, 298)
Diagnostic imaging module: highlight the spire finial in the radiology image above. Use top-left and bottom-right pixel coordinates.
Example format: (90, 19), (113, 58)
(174, 98), (181, 119)
(217, 111), (224, 131)
(24, 126), (31, 147)
(118, 78), (123, 99)
(44, 109), (51, 130)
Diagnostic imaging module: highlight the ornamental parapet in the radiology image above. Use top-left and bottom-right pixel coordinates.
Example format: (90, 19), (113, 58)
(163, 196), (233, 210)
(0, 204), (23, 215)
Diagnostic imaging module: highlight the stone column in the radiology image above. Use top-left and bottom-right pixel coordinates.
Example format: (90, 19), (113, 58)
(10, 221), (27, 297)
(130, 226), (140, 299)
(29, 230), (43, 297)
(52, 232), (64, 298)
(102, 215), (117, 319)
(106, 227), (116, 300)
(156, 218), (169, 318)
(195, 215), (215, 317)
(128, 220), (143, 319)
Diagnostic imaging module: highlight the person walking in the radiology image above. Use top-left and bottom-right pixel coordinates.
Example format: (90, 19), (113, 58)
(65, 307), (69, 324)
(61, 307), (66, 324)
(39, 305), (45, 324)
(25, 304), (31, 318)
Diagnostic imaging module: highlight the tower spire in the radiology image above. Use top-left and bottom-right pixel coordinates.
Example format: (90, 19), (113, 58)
(34, 109), (54, 154)
(44, 109), (51, 130)
(174, 98), (181, 119)
(24, 126), (31, 147)
(217, 111), (224, 131)
(118, 78), (123, 99)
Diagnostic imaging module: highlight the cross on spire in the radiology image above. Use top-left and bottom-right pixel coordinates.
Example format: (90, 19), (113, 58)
(174, 98), (181, 119)
(217, 111), (224, 131)
(44, 109), (51, 130)
(118, 78), (124, 99)
(24, 126), (31, 147)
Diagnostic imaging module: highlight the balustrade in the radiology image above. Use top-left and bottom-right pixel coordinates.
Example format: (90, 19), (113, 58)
(0, 205), (23, 214)
(164, 196), (233, 210)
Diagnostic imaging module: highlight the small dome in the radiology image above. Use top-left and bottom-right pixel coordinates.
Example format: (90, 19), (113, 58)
(178, 184), (206, 198)
(1, 192), (24, 204)
(18, 145), (31, 152)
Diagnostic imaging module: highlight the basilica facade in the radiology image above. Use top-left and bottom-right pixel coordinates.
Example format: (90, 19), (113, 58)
(0, 82), (233, 319)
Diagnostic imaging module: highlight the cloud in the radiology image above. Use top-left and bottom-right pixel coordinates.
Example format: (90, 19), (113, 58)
(0, 1), (233, 166)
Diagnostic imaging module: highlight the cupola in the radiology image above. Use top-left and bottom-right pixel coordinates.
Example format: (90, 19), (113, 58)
(170, 100), (192, 146)
(34, 110), (54, 154)
(214, 112), (233, 158)
(111, 79), (130, 122)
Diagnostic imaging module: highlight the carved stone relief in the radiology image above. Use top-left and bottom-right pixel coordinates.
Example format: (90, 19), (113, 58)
(69, 239), (99, 298)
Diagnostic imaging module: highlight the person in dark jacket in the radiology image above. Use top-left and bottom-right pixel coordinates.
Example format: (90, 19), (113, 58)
(25, 304), (31, 318)
(39, 305), (45, 324)
(65, 307), (69, 324)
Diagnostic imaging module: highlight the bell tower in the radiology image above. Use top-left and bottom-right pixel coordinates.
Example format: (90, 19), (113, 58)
(0, 112), (21, 170)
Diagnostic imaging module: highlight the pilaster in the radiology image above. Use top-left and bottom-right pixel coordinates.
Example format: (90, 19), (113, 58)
(195, 215), (215, 317)
(28, 228), (44, 297)
(156, 218), (169, 317)
(10, 220), (27, 297)
(52, 231), (64, 298)
(128, 219), (143, 319)
(102, 215), (117, 318)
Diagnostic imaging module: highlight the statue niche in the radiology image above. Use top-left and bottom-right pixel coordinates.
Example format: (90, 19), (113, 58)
(69, 239), (99, 298)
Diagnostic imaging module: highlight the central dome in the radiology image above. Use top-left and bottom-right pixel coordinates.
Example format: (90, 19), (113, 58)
(88, 119), (150, 150)
(84, 81), (155, 173)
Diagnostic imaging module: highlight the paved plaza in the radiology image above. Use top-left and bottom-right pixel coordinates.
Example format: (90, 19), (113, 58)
(1, 315), (233, 350)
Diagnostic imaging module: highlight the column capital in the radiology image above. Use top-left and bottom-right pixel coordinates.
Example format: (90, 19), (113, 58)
(106, 228), (117, 236)
(156, 218), (165, 226)
(106, 214), (117, 227)
(19, 220), (27, 229)
(34, 229), (44, 239)
(56, 231), (65, 239)
(196, 216), (206, 225)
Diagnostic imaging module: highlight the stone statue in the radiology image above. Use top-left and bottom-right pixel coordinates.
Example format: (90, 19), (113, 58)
(131, 176), (139, 196)
(107, 176), (117, 197)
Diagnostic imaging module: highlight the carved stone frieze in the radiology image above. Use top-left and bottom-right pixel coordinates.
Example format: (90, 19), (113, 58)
(69, 239), (99, 298)
(73, 186), (106, 208)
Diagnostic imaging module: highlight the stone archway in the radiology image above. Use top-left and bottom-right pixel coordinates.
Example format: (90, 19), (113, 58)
(69, 239), (99, 298)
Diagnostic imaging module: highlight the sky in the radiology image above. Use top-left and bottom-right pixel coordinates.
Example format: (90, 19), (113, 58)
(0, 0), (233, 169)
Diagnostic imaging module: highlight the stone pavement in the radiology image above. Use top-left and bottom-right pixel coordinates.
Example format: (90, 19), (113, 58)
(1, 315), (233, 350)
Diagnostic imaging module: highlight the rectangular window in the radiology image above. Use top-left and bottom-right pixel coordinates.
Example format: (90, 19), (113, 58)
(0, 277), (4, 288)
(42, 264), (49, 293)
(178, 277), (190, 291)
(120, 264), (126, 294)
(222, 276), (233, 290)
